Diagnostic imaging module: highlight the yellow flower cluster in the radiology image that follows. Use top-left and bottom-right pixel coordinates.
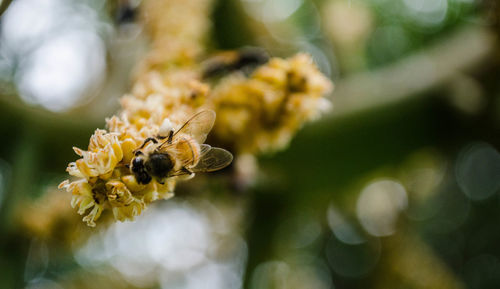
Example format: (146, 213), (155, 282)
(209, 53), (333, 154)
(59, 0), (332, 227)
(60, 52), (332, 227)
(59, 0), (216, 227)
(138, 0), (214, 71)
(59, 70), (213, 226)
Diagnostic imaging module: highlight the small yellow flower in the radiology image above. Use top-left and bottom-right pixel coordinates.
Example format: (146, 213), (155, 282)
(67, 130), (123, 179)
(59, 179), (104, 227)
(105, 180), (146, 222)
(106, 180), (136, 206)
(142, 181), (176, 203)
(82, 205), (104, 228)
(111, 200), (145, 222)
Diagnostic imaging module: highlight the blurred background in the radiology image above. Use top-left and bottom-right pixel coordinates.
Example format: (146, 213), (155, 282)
(0, 0), (500, 288)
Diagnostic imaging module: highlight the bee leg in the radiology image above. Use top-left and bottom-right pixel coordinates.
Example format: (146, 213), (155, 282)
(137, 137), (158, 151)
(157, 130), (175, 150)
(167, 130), (174, 144)
(181, 167), (193, 175)
(143, 137), (158, 147)
(168, 167), (193, 178)
(176, 167), (195, 180)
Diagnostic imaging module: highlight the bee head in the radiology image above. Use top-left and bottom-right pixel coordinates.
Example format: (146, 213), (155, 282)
(131, 156), (144, 172)
(130, 155), (152, 184)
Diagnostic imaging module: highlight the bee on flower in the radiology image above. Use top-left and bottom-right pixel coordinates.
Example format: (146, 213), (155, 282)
(60, 110), (232, 227)
(130, 110), (233, 185)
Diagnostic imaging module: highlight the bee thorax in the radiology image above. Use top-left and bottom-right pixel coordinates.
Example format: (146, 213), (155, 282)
(145, 153), (174, 179)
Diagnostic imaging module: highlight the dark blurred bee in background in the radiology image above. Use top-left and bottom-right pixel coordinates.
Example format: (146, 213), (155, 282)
(130, 110), (233, 185)
(114, 0), (138, 24)
(201, 47), (270, 79)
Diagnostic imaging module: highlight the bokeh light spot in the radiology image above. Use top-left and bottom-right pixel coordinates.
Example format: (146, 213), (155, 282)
(456, 142), (500, 201)
(1, 0), (108, 112)
(356, 179), (408, 237)
(16, 30), (106, 112)
(403, 0), (448, 27)
(76, 201), (246, 289)
(327, 204), (365, 245)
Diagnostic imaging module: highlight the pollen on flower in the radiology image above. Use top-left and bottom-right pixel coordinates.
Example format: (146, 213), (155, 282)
(209, 53), (333, 154)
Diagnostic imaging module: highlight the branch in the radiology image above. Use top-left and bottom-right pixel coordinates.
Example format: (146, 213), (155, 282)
(0, 0), (12, 17)
(321, 25), (497, 123)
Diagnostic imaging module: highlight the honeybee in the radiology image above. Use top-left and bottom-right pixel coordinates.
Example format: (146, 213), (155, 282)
(201, 47), (269, 79)
(130, 110), (233, 185)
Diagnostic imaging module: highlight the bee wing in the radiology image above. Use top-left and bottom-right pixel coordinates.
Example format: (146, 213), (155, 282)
(173, 110), (216, 144)
(199, 144), (212, 156)
(191, 146), (233, 173)
(168, 137), (197, 167)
